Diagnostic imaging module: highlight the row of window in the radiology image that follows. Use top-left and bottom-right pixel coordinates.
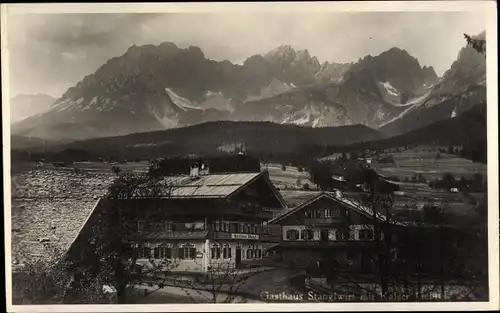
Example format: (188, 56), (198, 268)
(285, 228), (374, 241)
(138, 222), (204, 232)
(137, 221), (269, 234)
(210, 245), (263, 259)
(136, 245), (195, 259)
(304, 208), (341, 219)
(212, 221), (267, 234)
(210, 245), (232, 259)
(134, 244), (264, 260)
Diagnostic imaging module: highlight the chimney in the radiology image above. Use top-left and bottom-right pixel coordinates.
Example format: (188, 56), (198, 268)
(200, 161), (210, 176)
(190, 162), (200, 177)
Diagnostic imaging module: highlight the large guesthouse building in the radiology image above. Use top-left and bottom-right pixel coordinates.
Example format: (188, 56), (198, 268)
(129, 162), (287, 272)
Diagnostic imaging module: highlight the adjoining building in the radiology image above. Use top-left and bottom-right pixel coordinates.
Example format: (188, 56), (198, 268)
(268, 191), (397, 272)
(11, 169), (117, 268)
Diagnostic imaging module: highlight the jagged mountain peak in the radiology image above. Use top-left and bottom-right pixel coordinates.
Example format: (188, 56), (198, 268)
(264, 44), (297, 60)
(296, 49), (311, 59)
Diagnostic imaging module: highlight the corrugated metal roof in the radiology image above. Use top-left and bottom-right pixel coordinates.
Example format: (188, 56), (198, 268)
(141, 172), (262, 199)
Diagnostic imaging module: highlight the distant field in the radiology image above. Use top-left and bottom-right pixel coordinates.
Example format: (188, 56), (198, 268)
(278, 190), (321, 207)
(262, 163), (316, 190)
(371, 147), (487, 181)
(10, 161), (150, 175)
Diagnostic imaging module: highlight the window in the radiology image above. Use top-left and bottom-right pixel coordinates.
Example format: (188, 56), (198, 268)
(263, 225), (269, 234)
(324, 209), (331, 218)
(211, 244), (221, 259)
(223, 245), (232, 259)
(154, 245), (172, 259)
(255, 249), (262, 258)
(138, 246), (151, 259)
(315, 209), (322, 218)
(179, 243), (196, 259)
(286, 229), (299, 240)
(215, 221), (221, 231)
(358, 229), (374, 240)
(246, 248), (253, 259)
(137, 221), (145, 232)
(161, 245), (172, 258)
(301, 229), (314, 241)
(165, 223), (173, 232)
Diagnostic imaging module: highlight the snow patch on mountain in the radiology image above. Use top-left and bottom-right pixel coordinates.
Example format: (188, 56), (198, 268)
(312, 117), (322, 128)
(379, 91), (431, 127)
(54, 98), (74, 112)
(381, 81), (399, 96)
(165, 88), (202, 111)
(206, 91), (222, 97)
(81, 96), (98, 112)
(294, 114), (311, 125)
(280, 113), (311, 125)
(451, 107), (457, 118)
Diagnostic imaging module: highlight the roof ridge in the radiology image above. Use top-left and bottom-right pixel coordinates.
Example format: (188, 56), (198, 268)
(163, 171), (261, 178)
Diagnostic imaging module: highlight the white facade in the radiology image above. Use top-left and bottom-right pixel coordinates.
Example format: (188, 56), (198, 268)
(281, 224), (375, 241)
(136, 239), (265, 273)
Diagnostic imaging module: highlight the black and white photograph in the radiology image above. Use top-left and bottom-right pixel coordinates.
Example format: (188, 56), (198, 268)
(2, 2), (498, 311)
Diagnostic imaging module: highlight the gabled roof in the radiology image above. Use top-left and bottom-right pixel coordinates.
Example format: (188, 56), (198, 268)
(11, 169), (116, 266)
(269, 191), (399, 225)
(135, 171), (287, 208)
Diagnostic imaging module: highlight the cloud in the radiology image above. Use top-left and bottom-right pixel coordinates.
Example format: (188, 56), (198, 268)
(6, 11), (486, 97)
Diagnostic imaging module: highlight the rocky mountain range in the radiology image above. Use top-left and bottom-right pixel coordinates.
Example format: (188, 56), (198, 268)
(379, 31), (486, 136)
(11, 33), (485, 142)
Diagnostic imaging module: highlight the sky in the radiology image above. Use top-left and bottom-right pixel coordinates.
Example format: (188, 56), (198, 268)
(6, 11), (486, 98)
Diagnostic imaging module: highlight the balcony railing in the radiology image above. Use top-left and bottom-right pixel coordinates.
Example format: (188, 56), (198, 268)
(303, 218), (343, 225)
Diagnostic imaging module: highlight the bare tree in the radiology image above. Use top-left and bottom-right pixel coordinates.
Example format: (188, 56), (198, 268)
(320, 181), (487, 302)
(464, 33), (486, 55)
(11, 247), (110, 304)
(175, 250), (262, 303)
(86, 171), (178, 304)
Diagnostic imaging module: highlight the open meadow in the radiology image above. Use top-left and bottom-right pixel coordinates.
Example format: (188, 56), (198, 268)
(11, 160), (151, 176)
(261, 163), (316, 191)
(371, 146), (487, 182)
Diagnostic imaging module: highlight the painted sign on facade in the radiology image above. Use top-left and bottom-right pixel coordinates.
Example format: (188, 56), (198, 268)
(231, 233), (259, 240)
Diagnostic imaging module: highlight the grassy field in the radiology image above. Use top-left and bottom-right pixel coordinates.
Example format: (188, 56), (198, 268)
(262, 163), (316, 190)
(371, 146), (487, 181)
(10, 161), (151, 175)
